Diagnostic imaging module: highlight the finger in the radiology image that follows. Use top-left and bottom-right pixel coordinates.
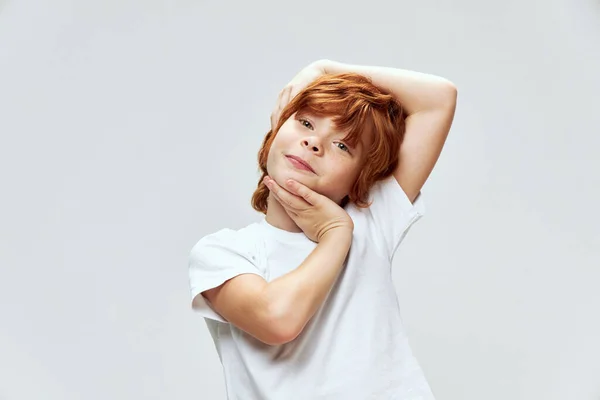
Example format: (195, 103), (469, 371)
(264, 177), (309, 210)
(277, 87), (288, 115)
(270, 191), (299, 220)
(270, 111), (277, 130)
(283, 85), (292, 106)
(269, 185), (299, 211)
(271, 89), (285, 129)
(266, 177), (306, 210)
(288, 85), (301, 104)
(282, 179), (319, 206)
(277, 87), (285, 104)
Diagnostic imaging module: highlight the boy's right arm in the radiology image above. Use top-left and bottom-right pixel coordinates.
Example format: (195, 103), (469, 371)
(200, 227), (352, 346)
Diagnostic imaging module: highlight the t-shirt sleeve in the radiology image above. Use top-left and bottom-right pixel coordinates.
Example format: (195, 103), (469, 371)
(366, 175), (426, 260)
(188, 229), (265, 323)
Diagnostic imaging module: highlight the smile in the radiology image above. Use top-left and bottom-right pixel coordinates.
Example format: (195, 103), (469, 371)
(285, 155), (316, 174)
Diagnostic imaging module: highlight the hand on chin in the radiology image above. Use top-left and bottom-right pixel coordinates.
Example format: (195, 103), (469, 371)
(271, 172), (319, 195)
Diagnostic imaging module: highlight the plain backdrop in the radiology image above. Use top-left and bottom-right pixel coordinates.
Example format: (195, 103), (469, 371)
(1, 1), (599, 399)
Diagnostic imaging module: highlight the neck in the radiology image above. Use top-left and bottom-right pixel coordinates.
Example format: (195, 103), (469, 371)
(264, 193), (303, 233)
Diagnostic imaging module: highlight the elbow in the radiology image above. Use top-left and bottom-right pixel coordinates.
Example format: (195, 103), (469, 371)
(258, 318), (300, 346)
(262, 328), (299, 346)
(442, 81), (458, 105)
(432, 81), (457, 113)
(228, 307), (297, 346)
(260, 303), (302, 346)
(426, 80), (457, 112)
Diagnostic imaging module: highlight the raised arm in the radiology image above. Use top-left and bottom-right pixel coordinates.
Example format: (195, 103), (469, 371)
(320, 59), (458, 202)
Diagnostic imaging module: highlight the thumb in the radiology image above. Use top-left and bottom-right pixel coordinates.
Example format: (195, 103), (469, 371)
(284, 179), (319, 206)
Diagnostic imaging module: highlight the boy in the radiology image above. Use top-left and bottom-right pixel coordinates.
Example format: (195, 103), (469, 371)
(189, 59), (457, 399)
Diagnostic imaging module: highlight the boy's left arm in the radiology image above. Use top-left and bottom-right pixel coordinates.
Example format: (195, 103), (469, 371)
(321, 60), (458, 202)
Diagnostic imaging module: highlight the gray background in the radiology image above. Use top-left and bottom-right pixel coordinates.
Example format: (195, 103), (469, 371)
(1, 0), (599, 399)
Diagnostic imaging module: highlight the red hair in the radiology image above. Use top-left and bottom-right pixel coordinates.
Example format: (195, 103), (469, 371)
(251, 73), (406, 214)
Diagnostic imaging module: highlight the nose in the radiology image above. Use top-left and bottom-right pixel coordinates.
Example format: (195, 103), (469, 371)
(302, 137), (322, 155)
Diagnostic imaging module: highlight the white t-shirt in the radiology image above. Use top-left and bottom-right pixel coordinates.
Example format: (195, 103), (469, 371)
(189, 175), (435, 400)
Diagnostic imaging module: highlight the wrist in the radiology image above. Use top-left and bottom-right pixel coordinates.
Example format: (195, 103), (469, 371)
(320, 226), (353, 245)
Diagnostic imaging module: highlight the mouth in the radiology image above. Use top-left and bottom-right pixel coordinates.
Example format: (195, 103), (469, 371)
(285, 155), (316, 174)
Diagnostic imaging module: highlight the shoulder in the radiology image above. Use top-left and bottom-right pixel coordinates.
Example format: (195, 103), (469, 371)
(189, 222), (263, 264)
(346, 175), (426, 218)
(370, 175), (425, 213)
(345, 175), (427, 258)
(190, 228), (235, 255)
(192, 221), (262, 247)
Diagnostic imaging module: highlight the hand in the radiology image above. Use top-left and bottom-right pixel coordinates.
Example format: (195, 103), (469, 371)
(264, 176), (353, 242)
(270, 60), (328, 131)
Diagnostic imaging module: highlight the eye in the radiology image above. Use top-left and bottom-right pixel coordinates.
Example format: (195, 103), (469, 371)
(336, 142), (350, 153)
(298, 118), (314, 130)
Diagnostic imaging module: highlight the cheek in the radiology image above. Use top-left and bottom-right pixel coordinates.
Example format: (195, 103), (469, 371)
(265, 145), (293, 184)
(319, 163), (359, 193)
(265, 135), (284, 171)
(332, 157), (361, 179)
(265, 148), (277, 175)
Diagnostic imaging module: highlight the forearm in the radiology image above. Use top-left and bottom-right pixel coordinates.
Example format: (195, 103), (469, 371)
(265, 229), (352, 340)
(319, 59), (456, 115)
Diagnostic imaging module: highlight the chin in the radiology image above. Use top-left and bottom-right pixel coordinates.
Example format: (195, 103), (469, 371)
(270, 169), (317, 192)
(275, 171), (310, 187)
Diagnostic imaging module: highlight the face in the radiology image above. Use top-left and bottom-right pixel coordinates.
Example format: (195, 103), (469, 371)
(266, 111), (372, 204)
